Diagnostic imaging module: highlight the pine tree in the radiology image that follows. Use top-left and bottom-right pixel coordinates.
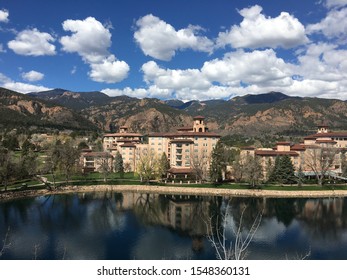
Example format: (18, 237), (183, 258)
(114, 151), (124, 177)
(268, 155), (295, 185)
(210, 142), (225, 183)
(280, 155), (296, 184)
(158, 152), (170, 180)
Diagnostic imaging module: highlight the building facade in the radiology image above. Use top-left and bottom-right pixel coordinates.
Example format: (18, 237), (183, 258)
(241, 124), (346, 179)
(99, 116), (220, 178)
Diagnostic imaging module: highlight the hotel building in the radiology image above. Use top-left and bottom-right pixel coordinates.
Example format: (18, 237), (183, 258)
(99, 116), (220, 177)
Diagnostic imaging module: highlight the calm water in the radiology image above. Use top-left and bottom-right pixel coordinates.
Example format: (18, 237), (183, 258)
(1, 191), (347, 260)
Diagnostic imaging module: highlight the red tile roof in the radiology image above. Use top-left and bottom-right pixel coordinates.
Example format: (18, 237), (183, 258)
(290, 144), (306, 151)
(177, 126), (193, 131)
(148, 132), (220, 137)
(103, 133), (143, 137)
(193, 116), (205, 119)
(120, 143), (136, 148)
(304, 132), (347, 140)
(255, 150), (299, 157)
(315, 139), (337, 143)
(170, 139), (194, 144)
(168, 167), (195, 174)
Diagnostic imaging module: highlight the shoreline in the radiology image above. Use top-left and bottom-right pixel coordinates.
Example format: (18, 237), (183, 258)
(1, 184), (347, 201)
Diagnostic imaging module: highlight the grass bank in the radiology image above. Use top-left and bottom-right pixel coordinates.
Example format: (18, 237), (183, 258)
(2, 179), (347, 202)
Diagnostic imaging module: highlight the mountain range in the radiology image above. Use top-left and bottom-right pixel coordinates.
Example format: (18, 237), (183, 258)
(1, 86), (347, 136)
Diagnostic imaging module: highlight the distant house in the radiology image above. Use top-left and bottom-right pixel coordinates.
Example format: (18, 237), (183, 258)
(80, 150), (113, 173)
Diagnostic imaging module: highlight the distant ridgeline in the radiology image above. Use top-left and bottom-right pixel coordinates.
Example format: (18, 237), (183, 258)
(2, 87), (347, 135)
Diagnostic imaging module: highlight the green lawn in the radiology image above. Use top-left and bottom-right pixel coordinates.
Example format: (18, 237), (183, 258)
(3, 174), (347, 193)
(44, 172), (139, 182)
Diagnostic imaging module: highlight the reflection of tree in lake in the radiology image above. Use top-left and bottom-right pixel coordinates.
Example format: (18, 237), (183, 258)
(0, 197), (36, 227)
(298, 198), (346, 240)
(86, 191), (125, 232)
(266, 198), (305, 227)
(206, 197), (263, 260)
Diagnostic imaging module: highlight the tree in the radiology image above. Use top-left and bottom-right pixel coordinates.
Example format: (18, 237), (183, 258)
(77, 141), (89, 151)
(0, 146), (16, 191)
(157, 152), (170, 180)
(136, 149), (158, 183)
(268, 155), (296, 185)
(97, 153), (113, 182)
(210, 142), (224, 183)
(17, 150), (38, 180)
(114, 151), (124, 177)
(21, 138), (36, 156)
(341, 152), (347, 177)
(191, 150), (210, 182)
(243, 155), (263, 188)
(44, 140), (62, 188)
(296, 165), (305, 187)
(265, 158), (274, 182)
(231, 154), (244, 182)
(206, 200), (263, 260)
(2, 134), (19, 151)
(305, 146), (340, 186)
(58, 140), (80, 185)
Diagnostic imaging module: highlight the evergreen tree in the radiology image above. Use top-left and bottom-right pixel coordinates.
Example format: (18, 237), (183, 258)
(280, 155), (296, 184)
(210, 143), (224, 183)
(210, 141), (229, 183)
(268, 155), (296, 185)
(157, 152), (170, 180)
(114, 151), (124, 177)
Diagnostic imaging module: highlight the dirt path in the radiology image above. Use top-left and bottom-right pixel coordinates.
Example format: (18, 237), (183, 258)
(1, 184), (347, 202)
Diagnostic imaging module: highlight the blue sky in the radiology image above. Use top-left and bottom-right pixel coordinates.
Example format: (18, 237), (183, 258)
(1, 0), (347, 100)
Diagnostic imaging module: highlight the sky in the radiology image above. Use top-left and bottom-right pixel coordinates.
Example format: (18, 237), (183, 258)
(1, 0), (347, 101)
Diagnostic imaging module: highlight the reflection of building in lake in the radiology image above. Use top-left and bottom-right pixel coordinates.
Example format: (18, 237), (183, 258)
(114, 192), (213, 251)
(299, 198), (344, 228)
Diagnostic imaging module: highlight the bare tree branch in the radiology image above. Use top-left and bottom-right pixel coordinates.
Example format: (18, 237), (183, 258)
(0, 227), (11, 257)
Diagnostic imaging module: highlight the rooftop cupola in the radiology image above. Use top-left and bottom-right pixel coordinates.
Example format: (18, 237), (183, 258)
(193, 116), (207, 132)
(120, 126), (128, 133)
(317, 124), (329, 134)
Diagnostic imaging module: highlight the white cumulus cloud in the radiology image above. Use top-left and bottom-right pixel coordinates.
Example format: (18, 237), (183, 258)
(134, 14), (214, 61)
(21, 70), (44, 82)
(325, 0), (347, 8)
(307, 7), (347, 40)
(0, 9), (9, 23)
(8, 28), (56, 56)
(217, 5), (308, 49)
(102, 87), (148, 98)
(89, 55), (129, 83)
(202, 49), (293, 86)
(61, 16), (112, 64)
(0, 72), (51, 93)
(60, 17), (129, 83)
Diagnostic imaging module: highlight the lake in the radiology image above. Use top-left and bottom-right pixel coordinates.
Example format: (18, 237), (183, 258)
(1, 191), (347, 260)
